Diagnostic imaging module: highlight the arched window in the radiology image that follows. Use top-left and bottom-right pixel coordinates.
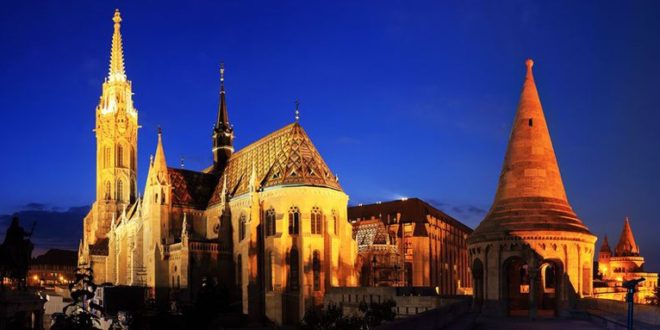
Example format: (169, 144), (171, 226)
(130, 146), (136, 170)
(265, 208), (276, 236)
(103, 146), (111, 168)
(116, 145), (124, 167)
(332, 210), (338, 234)
(288, 247), (299, 291)
(104, 181), (111, 200)
(313, 250), (321, 291)
(311, 207), (323, 235)
(266, 251), (274, 291)
(116, 179), (123, 201)
(130, 179), (136, 201)
(239, 214), (247, 241)
(288, 207), (300, 235)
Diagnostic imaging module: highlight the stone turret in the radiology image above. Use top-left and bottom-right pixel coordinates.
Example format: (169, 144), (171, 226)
(615, 217), (639, 256)
(467, 59), (597, 318)
(470, 59), (592, 240)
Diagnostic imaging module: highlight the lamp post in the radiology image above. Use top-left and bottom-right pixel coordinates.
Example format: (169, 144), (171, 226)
(622, 277), (645, 330)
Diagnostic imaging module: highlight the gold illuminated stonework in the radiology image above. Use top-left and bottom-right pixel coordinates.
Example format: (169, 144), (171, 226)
(467, 60), (597, 318)
(79, 10), (357, 325)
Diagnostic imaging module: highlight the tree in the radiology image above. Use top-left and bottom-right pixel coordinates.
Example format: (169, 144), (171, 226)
(302, 300), (397, 329)
(50, 266), (104, 330)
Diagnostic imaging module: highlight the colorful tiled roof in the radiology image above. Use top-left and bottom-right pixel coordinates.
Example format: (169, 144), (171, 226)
(208, 123), (341, 205)
(168, 168), (217, 209)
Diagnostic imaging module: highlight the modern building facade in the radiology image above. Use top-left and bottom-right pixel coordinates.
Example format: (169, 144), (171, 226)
(467, 60), (597, 318)
(595, 217), (658, 304)
(79, 10), (358, 325)
(348, 198), (472, 294)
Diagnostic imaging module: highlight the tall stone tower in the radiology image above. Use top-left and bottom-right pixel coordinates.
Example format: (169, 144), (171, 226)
(211, 63), (234, 174)
(86, 9), (138, 244)
(467, 59), (596, 318)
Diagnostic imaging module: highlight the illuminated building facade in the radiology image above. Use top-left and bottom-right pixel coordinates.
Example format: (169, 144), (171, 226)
(467, 60), (597, 318)
(79, 10), (357, 325)
(594, 217), (658, 303)
(28, 249), (77, 287)
(348, 198), (473, 294)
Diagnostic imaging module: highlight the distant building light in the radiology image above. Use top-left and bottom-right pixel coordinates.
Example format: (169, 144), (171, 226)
(401, 197), (408, 201)
(358, 203), (363, 207)
(376, 201), (381, 204)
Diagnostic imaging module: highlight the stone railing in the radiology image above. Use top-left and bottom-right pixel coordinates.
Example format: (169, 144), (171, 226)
(579, 297), (660, 329)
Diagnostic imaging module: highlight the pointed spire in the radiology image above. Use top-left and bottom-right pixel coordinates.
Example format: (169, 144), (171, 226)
(108, 9), (126, 82)
(470, 59), (593, 240)
(493, 59), (568, 202)
(615, 217), (639, 256)
(212, 63), (234, 173)
(600, 234), (612, 254)
(153, 127), (169, 180)
(215, 63), (230, 130)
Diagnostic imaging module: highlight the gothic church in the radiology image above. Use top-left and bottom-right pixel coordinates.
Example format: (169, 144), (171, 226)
(79, 10), (358, 324)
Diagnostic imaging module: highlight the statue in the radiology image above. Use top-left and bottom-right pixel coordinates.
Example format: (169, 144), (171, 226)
(0, 216), (35, 290)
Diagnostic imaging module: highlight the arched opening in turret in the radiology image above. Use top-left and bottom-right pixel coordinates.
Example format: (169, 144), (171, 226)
(503, 256), (529, 316)
(472, 258), (484, 307)
(539, 259), (562, 316)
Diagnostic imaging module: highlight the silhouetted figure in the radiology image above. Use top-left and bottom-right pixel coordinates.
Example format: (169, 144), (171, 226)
(0, 216), (34, 290)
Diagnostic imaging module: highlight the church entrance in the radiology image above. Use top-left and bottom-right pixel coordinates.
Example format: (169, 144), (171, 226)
(503, 256), (530, 316)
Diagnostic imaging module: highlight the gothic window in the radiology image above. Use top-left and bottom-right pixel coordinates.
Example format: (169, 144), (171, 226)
(116, 179), (124, 201)
(313, 250), (321, 291)
(311, 207), (323, 235)
(332, 210), (338, 234)
(130, 179), (136, 201)
(130, 146), (136, 170)
(239, 214), (247, 241)
(116, 145), (124, 167)
(105, 181), (111, 200)
(288, 207), (300, 235)
(288, 247), (299, 291)
(103, 146), (111, 168)
(265, 208), (276, 236)
(266, 251), (274, 291)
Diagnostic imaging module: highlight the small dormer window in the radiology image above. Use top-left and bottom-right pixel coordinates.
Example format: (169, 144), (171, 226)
(528, 118), (533, 127)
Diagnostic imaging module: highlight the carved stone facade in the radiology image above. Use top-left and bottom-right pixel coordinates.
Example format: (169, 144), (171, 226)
(468, 60), (597, 318)
(79, 10), (357, 325)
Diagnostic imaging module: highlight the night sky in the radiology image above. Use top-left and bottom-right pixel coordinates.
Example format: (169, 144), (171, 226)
(1, 1), (659, 269)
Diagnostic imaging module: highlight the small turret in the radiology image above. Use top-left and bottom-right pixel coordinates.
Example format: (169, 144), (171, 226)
(615, 217), (639, 256)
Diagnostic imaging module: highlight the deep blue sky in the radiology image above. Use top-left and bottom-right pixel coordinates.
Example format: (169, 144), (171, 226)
(1, 1), (659, 269)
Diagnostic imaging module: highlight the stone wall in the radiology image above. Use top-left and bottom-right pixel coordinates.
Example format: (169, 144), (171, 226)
(580, 297), (660, 326)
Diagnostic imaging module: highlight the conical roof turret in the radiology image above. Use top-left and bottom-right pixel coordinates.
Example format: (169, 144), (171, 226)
(615, 217), (639, 256)
(471, 59), (592, 241)
(600, 235), (612, 254)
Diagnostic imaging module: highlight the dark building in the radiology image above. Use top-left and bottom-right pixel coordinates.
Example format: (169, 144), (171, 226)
(29, 249), (77, 287)
(349, 198), (473, 295)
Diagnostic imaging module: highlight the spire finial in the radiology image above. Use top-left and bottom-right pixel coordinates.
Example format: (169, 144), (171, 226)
(525, 58), (534, 78)
(220, 62), (225, 92)
(157, 126), (162, 136)
(108, 9), (126, 81)
(295, 99), (300, 122)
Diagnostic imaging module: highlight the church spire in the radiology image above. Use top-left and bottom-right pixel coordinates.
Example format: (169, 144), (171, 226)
(615, 217), (639, 256)
(212, 63), (234, 174)
(108, 9), (126, 82)
(153, 127), (168, 176)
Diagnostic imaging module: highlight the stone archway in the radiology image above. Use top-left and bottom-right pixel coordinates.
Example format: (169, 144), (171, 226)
(539, 259), (562, 316)
(503, 256), (530, 316)
(472, 258), (484, 307)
